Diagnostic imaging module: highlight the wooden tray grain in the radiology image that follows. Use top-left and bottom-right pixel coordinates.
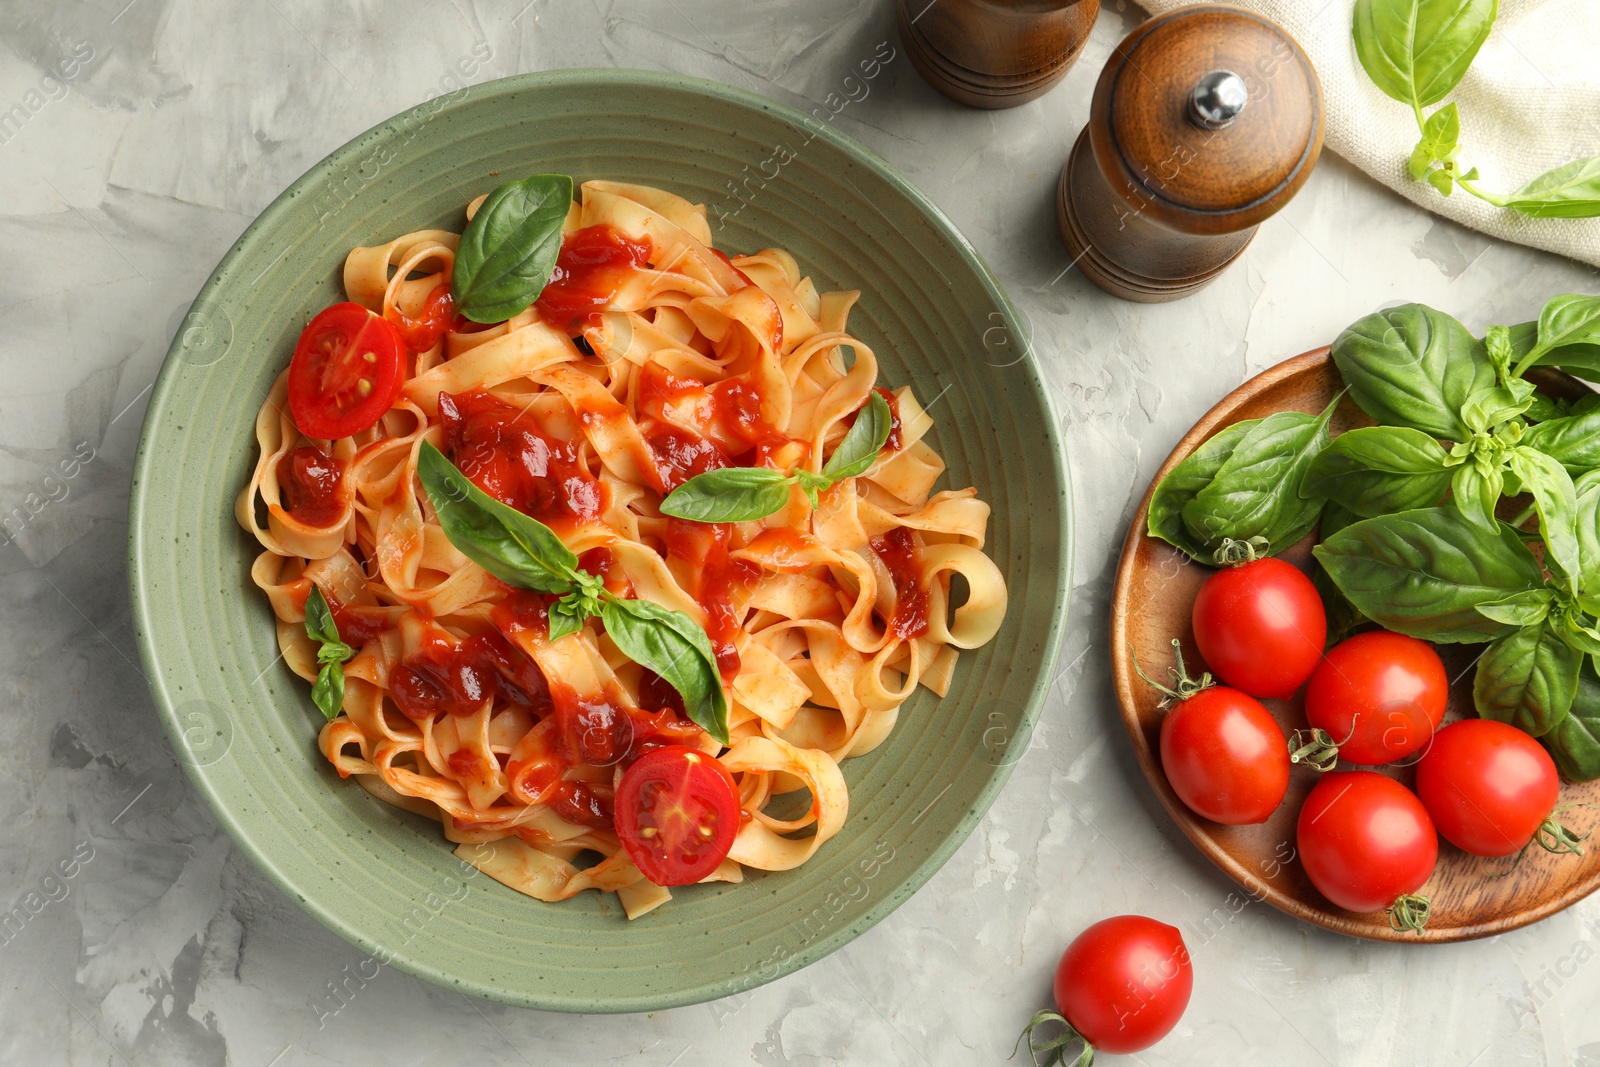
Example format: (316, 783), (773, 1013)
(1110, 347), (1600, 942)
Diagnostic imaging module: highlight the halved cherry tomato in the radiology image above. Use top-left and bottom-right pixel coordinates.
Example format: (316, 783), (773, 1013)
(1042, 915), (1192, 1057)
(386, 281), (454, 353)
(1297, 771), (1437, 929)
(614, 745), (740, 886)
(1415, 719), (1572, 858)
(1303, 632), (1447, 766)
(1161, 684), (1289, 825)
(1192, 557), (1325, 698)
(287, 302), (406, 439)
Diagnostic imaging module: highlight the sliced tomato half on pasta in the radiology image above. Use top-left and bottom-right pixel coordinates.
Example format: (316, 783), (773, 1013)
(287, 302), (406, 439)
(614, 745), (740, 886)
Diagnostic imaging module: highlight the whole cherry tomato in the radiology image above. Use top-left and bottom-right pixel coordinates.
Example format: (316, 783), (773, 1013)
(1019, 915), (1193, 1061)
(1415, 719), (1583, 858)
(1146, 640), (1289, 825)
(1297, 770), (1437, 930)
(1192, 556), (1325, 699)
(1303, 631), (1447, 766)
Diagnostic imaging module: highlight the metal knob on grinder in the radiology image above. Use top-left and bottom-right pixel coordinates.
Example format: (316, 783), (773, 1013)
(1055, 5), (1324, 302)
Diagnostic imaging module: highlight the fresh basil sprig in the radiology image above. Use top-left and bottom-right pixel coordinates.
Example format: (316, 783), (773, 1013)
(304, 584), (355, 721)
(416, 441), (729, 744)
(659, 390), (892, 522)
(1353, 0), (1600, 218)
(451, 174), (574, 324)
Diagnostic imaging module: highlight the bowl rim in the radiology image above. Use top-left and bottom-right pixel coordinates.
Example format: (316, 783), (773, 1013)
(127, 66), (1073, 1010)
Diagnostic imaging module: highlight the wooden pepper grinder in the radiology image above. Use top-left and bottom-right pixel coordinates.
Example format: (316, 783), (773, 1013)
(897, 0), (1101, 109)
(1056, 5), (1323, 302)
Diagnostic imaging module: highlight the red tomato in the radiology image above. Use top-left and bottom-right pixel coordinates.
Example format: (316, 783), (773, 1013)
(1415, 719), (1563, 857)
(614, 745), (740, 886)
(1051, 916), (1192, 1055)
(386, 281), (454, 353)
(287, 302), (406, 439)
(1192, 558), (1325, 698)
(1160, 685), (1289, 825)
(1297, 771), (1437, 927)
(1303, 632), (1447, 766)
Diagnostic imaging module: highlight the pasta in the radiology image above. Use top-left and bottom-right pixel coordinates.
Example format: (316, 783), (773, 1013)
(236, 179), (1008, 918)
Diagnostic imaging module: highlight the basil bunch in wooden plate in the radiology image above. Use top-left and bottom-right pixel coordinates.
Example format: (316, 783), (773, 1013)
(1150, 293), (1600, 781)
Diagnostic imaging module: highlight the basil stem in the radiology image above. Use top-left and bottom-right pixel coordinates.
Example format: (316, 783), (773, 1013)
(451, 174), (574, 324)
(416, 442), (729, 744)
(304, 584), (354, 722)
(659, 390), (894, 523)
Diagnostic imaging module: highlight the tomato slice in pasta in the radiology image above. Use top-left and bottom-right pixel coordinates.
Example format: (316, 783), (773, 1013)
(615, 746), (740, 886)
(287, 302), (405, 439)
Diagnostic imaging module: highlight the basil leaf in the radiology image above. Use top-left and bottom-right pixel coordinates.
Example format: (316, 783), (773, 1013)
(1574, 470), (1600, 595)
(312, 662), (346, 722)
(1523, 408), (1600, 473)
(600, 597), (729, 745)
(1503, 156), (1600, 220)
(1474, 620), (1580, 737)
(1313, 503), (1367, 644)
(1543, 661), (1600, 781)
(1331, 304), (1492, 440)
(1484, 324), (1516, 379)
(451, 174), (574, 324)
(416, 441), (577, 594)
(1528, 294), (1600, 365)
(1182, 399), (1337, 556)
(317, 641), (355, 665)
(1408, 102), (1460, 181)
(547, 594), (586, 643)
(305, 584), (341, 646)
(1147, 421), (1256, 560)
(1474, 589), (1553, 628)
(1508, 447), (1581, 593)
(823, 391), (893, 481)
(1449, 458), (1503, 528)
(660, 467), (794, 522)
(1351, 0), (1497, 109)
(1312, 507), (1544, 643)
(1301, 426), (1451, 517)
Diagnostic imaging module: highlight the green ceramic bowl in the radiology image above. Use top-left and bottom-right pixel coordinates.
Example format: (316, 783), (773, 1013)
(128, 68), (1070, 1012)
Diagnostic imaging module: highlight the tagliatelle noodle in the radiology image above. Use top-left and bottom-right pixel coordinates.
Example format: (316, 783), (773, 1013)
(238, 181), (1008, 917)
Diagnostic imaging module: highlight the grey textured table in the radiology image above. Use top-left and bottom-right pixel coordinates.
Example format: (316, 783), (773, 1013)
(4, 2), (1599, 1064)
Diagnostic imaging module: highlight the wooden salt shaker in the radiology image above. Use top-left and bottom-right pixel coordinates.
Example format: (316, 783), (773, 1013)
(897, 0), (1101, 109)
(1055, 5), (1323, 302)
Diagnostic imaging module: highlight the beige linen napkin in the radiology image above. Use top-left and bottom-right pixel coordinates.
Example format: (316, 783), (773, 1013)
(1133, 0), (1600, 267)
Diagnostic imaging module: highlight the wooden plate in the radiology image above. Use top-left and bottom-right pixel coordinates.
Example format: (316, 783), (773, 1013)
(1110, 347), (1600, 942)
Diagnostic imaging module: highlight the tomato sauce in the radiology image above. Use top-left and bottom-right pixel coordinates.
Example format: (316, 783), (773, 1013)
(387, 282), (454, 353)
(278, 445), (346, 527)
(322, 590), (389, 645)
(709, 378), (790, 461)
(535, 225), (652, 333)
(664, 518), (758, 678)
(870, 526), (929, 639)
(389, 629), (553, 721)
(438, 390), (604, 528)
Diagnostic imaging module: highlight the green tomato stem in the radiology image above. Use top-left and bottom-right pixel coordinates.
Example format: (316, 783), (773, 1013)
(1012, 1009), (1094, 1067)
(1388, 894), (1431, 934)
